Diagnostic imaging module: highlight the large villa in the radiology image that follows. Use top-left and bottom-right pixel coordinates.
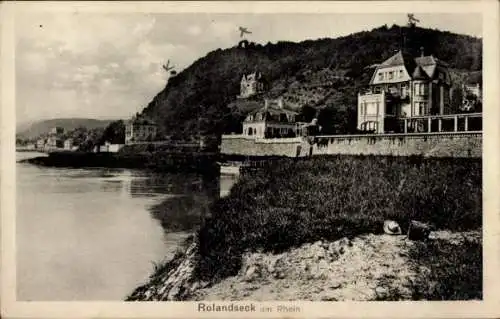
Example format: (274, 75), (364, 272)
(357, 49), (481, 134)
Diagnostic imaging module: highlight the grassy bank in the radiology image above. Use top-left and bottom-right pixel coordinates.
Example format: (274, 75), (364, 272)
(195, 155), (482, 281)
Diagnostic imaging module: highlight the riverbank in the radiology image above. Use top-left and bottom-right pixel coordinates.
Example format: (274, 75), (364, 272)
(127, 155), (482, 301)
(19, 150), (219, 173)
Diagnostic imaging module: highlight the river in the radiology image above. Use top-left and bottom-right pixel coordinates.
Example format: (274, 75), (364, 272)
(16, 151), (239, 301)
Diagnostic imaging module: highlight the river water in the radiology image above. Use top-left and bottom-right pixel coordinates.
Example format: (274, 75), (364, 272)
(16, 151), (239, 301)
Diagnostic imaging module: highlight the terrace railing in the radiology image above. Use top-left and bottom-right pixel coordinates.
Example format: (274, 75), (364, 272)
(396, 113), (482, 134)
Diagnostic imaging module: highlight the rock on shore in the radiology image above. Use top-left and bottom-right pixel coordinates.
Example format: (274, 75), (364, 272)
(127, 230), (480, 301)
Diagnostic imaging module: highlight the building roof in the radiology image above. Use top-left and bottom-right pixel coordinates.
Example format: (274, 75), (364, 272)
(127, 117), (156, 126)
(246, 100), (298, 122)
(412, 65), (430, 80)
(262, 107), (298, 116)
(370, 50), (450, 84)
(242, 72), (262, 82)
(249, 105), (298, 117)
(466, 72), (482, 85)
(379, 50), (417, 71)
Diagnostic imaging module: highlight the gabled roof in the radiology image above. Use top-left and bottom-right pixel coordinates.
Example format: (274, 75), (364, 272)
(379, 50), (416, 70)
(379, 51), (406, 67)
(415, 55), (436, 66)
(369, 50), (416, 85)
(246, 101), (298, 121)
(370, 50), (451, 84)
(250, 105), (298, 116)
(263, 107), (298, 116)
(412, 65), (430, 80)
(127, 117), (156, 126)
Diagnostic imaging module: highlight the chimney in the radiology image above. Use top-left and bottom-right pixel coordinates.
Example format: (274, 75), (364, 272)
(278, 97), (283, 109)
(264, 99), (269, 109)
(420, 46), (424, 57)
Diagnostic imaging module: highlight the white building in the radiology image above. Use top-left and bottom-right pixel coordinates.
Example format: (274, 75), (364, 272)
(125, 117), (157, 144)
(36, 138), (46, 149)
(99, 141), (124, 153)
(64, 138), (74, 150)
(242, 97), (300, 138)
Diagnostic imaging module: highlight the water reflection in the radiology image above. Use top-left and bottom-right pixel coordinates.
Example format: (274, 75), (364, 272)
(16, 152), (241, 301)
(137, 172), (222, 232)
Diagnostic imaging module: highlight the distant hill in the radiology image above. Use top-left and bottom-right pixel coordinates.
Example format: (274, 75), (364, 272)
(17, 118), (115, 139)
(138, 24), (481, 137)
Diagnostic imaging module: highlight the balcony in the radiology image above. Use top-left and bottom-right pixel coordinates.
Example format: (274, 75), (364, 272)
(392, 113), (482, 133)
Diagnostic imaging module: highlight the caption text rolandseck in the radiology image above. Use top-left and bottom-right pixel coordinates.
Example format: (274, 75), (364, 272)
(197, 303), (302, 313)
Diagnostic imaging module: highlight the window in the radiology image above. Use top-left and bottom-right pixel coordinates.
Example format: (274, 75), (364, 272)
(360, 103), (366, 115)
(388, 72), (394, 80)
(415, 83), (428, 95)
(399, 70), (404, 78)
(366, 102), (378, 115)
(378, 73), (383, 81)
(419, 102), (427, 115)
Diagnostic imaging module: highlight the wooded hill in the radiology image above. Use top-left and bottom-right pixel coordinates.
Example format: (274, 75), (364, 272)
(17, 118), (114, 140)
(140, 24), (482, 139)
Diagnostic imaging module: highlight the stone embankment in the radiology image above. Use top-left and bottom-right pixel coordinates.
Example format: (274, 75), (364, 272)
(220, 133), (482, 158)
(126, 230), (480, 301)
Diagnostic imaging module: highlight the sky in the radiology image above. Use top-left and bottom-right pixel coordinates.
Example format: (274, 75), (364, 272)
(15, 9), (482, 126)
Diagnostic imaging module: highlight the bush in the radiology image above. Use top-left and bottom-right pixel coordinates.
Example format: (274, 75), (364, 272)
(407, 239), (482, 300)
(195, 155), (482, 281)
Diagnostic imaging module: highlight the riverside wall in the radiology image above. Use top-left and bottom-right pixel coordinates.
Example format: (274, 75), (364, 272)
(220, 136), (310, 157)
(220, 132), (482, 158)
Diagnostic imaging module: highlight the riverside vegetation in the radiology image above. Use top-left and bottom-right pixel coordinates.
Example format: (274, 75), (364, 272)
(127, 155), (482, 301)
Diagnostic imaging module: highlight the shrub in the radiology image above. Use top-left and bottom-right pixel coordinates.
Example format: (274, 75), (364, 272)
(406, 239), (482, 300)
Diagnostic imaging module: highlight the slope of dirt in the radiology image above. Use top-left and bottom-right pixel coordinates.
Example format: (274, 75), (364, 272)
(191, 231), (480, 301)
(127, 230), (481, 301)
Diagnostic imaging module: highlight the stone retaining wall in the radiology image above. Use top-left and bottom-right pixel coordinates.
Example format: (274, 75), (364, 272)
(221, 133), (482, 158)
(313, 133), (482, 158)
(220, 136), (307, 157)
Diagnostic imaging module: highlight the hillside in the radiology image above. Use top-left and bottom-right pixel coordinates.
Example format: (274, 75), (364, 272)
(17, 118), (115, 139)
(140, 24), (482, 139)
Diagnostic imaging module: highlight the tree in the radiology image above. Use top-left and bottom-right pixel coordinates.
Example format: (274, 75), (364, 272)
(298, 105), (317, 123)
(99, 120), (125, 144)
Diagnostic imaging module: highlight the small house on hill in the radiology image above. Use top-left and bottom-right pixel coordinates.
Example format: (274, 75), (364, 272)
(242, 97), (302, 138)
(125, 117), (157, 144)
(238, 72), (266, 99)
